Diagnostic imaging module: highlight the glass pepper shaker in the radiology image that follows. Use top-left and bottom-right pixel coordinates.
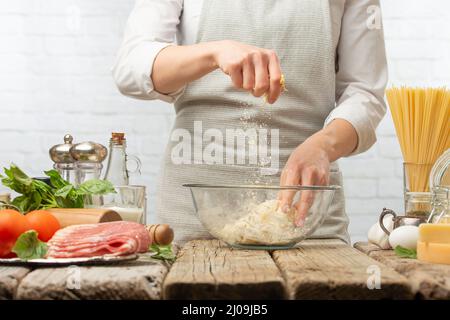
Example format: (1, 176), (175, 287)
(69, 141), (108, 186)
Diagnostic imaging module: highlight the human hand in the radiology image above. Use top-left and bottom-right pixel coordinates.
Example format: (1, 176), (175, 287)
(278, 135), (331, 226)
(212, 40), (283, 104)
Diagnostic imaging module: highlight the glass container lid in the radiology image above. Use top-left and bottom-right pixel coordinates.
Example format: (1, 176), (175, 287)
(430, 149), (450, 188)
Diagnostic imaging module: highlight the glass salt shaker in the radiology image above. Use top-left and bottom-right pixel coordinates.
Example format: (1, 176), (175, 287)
(49, 134), (76, 184)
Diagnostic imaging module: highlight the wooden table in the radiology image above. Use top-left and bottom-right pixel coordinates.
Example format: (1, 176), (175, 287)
(163, 239), (412, 299)
(1, 239), (423, 300)
(354, 242), (450, 300)
(0, 254), (169, 300)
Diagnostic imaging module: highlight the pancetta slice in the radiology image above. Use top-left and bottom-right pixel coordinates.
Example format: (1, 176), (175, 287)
(46, 221), (151, 258)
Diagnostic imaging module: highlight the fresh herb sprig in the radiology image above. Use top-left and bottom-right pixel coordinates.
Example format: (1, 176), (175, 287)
(149, 244), (176, 262)
(394, 245), (417, 259)
(1, 164), (115, 213)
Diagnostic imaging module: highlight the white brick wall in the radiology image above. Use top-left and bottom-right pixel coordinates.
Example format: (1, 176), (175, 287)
(345, 0), (450, 242)
(0, 0), (449, 243)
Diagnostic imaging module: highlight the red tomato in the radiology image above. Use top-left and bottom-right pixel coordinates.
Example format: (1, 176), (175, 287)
(25, 210), (61, 242)
(0, 209), (30, 258)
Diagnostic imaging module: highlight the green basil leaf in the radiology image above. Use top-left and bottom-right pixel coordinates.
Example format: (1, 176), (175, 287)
(1, 174), (13, 188)
(149, 244), (175, 262)
(1, 164), (33, 195)
(11, 195), (30, 213)
(28, 192), (42, 211)
(394, 245), (417, 259)
(73, 196), (85, 208)
(10, 164), (33, 186)
(55, 196), (75, 208)
(33, 179), (53, 192)
(77, 179), (116, 195)
(2, 166), (14, 179)
(44, 169), (69, 189)
(54, 184), (74, 198)
(12, 230), (48, 261)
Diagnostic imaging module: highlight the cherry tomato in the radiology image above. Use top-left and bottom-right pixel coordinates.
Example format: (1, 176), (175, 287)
(0, 209), (30, 258)
(25, 210), (61, 242)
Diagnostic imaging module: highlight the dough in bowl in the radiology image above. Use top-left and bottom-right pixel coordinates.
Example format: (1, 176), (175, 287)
(216, 200), (299, 245)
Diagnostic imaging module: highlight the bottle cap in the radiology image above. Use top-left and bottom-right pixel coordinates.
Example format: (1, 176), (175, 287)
(111, 132), (126, 145)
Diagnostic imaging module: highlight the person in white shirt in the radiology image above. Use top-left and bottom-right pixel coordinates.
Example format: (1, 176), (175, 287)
(112, 0), (388, 243)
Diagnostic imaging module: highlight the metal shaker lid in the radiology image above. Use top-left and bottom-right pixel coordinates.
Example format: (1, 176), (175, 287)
(49, 134), (75, 164)
(70, 141), (108, 163)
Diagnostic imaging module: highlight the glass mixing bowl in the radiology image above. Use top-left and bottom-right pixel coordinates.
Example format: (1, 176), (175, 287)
(183, 184), (340, 250)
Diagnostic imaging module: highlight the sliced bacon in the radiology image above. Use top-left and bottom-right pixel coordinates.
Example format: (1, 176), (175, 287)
(46, 221), (151, 258)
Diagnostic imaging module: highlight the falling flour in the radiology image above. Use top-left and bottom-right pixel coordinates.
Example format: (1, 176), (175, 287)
(206, 77), (293, 246)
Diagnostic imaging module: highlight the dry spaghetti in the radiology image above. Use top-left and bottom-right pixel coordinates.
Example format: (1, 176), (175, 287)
(386, 87), (450, 192)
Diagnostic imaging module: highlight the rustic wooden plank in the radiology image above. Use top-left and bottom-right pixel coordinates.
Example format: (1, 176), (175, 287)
(355, 242), (450, 300)
(273, 239), (413, 299)
(163, 240), (286, 299)
(353, 242), (383, 256)
(15, 254), (168, 300)
(0, 267), (30, 300)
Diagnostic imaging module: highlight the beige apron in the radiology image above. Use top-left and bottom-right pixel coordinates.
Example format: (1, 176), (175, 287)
(156, 0), (350, 243)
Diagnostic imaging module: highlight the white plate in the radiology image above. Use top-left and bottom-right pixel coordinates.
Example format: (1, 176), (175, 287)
(0, 254), (139, 267)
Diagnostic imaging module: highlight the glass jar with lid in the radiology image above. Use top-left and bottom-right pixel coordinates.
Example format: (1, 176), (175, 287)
(427, 148), (450, 223)
(429, 149), (450, 188)
(428, 186), (450, 223)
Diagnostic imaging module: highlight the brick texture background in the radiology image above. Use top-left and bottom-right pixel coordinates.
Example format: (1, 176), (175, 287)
(0, 0), (449, 243)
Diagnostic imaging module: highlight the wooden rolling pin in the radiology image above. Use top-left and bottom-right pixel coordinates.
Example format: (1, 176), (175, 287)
(47, 208), (174, 245)
(47, 208), (122, 227)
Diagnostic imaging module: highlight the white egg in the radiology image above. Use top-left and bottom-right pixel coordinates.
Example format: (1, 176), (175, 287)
(388, 225), (419, 250)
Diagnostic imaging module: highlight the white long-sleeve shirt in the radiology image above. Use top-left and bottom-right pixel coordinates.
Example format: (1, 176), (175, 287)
(112, 0), (388, 155)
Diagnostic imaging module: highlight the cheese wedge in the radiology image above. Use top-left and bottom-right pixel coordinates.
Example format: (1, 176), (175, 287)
(418, 223), (450, 243)
(417, 241), (450, 264)
(417, 224), (450, 265)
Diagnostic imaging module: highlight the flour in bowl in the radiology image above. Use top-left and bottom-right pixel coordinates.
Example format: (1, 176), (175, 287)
(215, 199), (300, 245)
